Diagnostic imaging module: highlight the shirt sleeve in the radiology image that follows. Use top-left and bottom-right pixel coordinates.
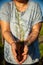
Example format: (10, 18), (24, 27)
(0, 3), (11, 22)
(32, 3), (43, 26)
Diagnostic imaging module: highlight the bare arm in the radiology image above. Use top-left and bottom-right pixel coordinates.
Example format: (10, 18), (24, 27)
(1, 20), (21, 64)
(25, 22), (42, 46)
(1, 20), (16, 45)
(0, 20), (1, 27)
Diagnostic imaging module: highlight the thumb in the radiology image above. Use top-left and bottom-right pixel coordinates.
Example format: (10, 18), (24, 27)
(14, 50), (17, 56)
(22, 52), (27, 56)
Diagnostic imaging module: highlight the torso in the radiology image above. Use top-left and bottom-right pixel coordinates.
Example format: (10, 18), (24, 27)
(4, 1), (40, 64)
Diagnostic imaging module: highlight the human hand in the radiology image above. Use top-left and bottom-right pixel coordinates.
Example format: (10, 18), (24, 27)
(16, 40), (24, 62)
(19, 45), (28, 64)
(11, 40), (28, 64)
(20, 54), (28, 64)
(11, 43), (20, 64)
(22, 45), (28, 55)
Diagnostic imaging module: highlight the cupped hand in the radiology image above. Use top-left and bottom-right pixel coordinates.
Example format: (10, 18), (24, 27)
(22, 45), (28, 55)
(11, 43), (20, 64)
(20, 54), (28, 64)
(19, 45), (28, 64)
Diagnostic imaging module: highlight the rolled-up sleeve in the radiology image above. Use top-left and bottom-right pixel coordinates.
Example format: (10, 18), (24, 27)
(32, 4), (43, 26)
(0, 3), (11, 22)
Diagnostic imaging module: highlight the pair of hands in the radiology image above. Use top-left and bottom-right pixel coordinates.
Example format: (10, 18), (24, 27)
(11, 40), (28, 64)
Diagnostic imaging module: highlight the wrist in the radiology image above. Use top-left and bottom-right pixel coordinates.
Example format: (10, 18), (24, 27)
(10, 41), (16, 46)
(25, 41), (31, 47)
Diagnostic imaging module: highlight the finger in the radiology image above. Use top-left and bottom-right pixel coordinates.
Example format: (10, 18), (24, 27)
(12, 50), (17, 57)
(22, 48), (28, 55)
(11, 47), (17, 56)
(14, 51), (17, 56)
(20, 55), (28, 64)
(20, 55), (27, 64)
(24, 45), (28, 50)
(22, 51), (28, 56)
(22, 52), (27, 55)
(14, 56), (20, 64)
(24, 48), (28, 52)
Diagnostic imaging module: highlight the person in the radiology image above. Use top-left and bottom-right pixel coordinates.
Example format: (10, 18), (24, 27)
(0, 0), (43, 65)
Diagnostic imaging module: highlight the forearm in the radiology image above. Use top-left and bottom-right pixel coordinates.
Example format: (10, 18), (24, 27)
(25, 23), (42, 46)
(28, 31), (39, 42)
(26, 31), (39, 46)
(2, 31), (16, 45)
